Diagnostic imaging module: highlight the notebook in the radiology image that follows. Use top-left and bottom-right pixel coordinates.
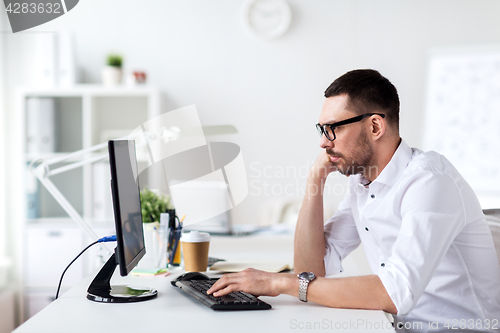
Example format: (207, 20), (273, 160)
(209, 260), (292, 273)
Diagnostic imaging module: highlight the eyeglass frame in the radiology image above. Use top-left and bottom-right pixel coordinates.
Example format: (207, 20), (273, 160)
(316, 113), (386, 141)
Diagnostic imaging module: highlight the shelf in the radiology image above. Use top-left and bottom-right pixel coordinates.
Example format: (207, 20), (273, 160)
(26, 152), (149, 164)
(25, 152), (92, 163)
(26, 217), (114, 226)
(17, 84), (159, 97)
(91, 95), (149, 146)
(26, 217), (76, 225)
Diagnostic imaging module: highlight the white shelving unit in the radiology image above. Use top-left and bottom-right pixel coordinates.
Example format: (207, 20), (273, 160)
(12, 85), (161, 321)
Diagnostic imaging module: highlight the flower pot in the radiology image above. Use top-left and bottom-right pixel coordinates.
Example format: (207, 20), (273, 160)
(101, 66), (122, 86)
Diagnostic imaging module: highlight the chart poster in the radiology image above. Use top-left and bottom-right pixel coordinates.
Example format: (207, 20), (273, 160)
(423, 46), (500, 195)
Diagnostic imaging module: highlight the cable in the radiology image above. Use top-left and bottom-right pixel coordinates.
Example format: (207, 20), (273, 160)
(55, 235), (117, 300)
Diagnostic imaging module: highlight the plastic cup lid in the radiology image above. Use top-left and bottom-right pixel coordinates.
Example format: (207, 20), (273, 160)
(180, 231), (210, 243)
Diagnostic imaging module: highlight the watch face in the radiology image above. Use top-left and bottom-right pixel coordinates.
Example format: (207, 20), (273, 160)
(299, 272), (316, 281)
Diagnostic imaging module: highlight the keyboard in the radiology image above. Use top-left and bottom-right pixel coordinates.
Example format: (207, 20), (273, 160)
(172, 278), (272, 310)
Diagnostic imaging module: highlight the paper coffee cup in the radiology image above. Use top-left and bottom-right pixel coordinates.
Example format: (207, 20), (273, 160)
(181, 231), (210, 272)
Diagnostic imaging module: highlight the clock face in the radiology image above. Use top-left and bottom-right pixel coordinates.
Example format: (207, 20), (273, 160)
(242, 0), (292, 39)
(299, 272), (316, 281)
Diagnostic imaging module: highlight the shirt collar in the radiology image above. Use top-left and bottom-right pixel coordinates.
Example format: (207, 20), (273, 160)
(358, 139), (413, 188)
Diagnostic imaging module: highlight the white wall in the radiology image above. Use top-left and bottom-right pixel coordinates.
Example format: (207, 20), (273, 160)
(0, 1), (9, 289)
(5, 0), (500, 227)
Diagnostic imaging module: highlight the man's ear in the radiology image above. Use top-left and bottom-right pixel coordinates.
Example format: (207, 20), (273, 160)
(370, 115), (386, 141)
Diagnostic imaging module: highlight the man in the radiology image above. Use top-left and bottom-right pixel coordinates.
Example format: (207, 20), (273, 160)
(208, 69), (500, 332)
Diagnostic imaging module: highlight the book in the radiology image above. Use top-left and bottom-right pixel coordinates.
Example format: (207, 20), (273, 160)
(26, 97), (55, 154)
(209, 261), (292, 273)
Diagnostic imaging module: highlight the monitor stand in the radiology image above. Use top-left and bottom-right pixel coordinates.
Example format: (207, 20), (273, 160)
(86, 252), (158, 303)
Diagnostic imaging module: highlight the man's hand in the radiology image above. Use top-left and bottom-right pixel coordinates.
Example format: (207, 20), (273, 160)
(206, 268), (296, 297)
(310, 150), (337, 181)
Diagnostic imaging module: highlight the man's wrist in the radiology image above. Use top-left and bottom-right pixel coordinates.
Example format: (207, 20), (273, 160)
(308, 166), (329, 182)
(277, 273), (300, 297)
(306, 172), (328, 198)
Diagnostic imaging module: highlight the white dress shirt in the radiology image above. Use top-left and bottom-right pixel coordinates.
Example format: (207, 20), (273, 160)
(324, 139), (500, 333)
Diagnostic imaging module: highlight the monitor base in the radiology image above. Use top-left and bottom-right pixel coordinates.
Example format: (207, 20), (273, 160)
(87, 285), (158, 303)
(86, 251), (158, 303)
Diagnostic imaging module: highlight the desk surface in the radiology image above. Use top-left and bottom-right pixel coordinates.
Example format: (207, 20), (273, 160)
(14, 234), (394, 333)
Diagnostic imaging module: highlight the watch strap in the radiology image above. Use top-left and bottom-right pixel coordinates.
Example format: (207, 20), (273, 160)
(298, 277), (309, 302)
(298, 272), (315, 302)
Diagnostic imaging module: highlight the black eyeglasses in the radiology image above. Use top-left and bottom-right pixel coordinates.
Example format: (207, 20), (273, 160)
(316, 113), (385, 141)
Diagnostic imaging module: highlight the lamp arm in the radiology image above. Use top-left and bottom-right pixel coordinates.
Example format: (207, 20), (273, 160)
(28, 134), (142, 260)
(43, 140), (111, 167)
(41, 131), (146, 175)
(33, 167), (99, 239)
(31, 160), (112, 256)
(48, 153), (108, 177)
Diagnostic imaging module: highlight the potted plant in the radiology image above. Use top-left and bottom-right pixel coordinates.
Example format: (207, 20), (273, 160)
(138, 188), (174, 269)
(101, 54), (123, 86)
(140, 188), (173, 224)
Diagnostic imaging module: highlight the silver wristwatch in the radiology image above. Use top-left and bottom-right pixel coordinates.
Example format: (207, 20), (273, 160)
(298, 272), (316, 302)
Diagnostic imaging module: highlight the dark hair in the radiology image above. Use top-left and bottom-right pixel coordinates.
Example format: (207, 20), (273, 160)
(324, 69), (399, 130)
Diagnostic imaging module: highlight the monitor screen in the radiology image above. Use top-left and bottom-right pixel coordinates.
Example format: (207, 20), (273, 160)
(108, 140), (146, 276)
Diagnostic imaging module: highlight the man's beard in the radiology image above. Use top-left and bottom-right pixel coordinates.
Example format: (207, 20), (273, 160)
(326, 131), (374, 177)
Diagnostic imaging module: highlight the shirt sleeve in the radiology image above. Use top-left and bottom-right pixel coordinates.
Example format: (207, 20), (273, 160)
(324, 187), (361, 276)
(377, 168), (465, 316)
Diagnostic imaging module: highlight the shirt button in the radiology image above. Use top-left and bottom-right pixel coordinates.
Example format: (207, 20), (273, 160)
(370, 194), (375, 199)
(364, 227), (369, 231)
(381, 263), (385, 267)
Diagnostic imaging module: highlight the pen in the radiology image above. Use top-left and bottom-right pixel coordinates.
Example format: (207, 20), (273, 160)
(167, 227), (173, 253)
(169, 215), (185, 265)
(167, 210), (176, 254)
(180, 215), (186, 229)
(169, 230), (180, 264)
(154, 226), (161, 243)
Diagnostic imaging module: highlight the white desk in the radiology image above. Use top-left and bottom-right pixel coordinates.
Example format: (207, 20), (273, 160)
(14, 234), (394, 333)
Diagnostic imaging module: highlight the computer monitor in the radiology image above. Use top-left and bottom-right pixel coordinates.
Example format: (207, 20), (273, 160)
(86, 140), (157, 303)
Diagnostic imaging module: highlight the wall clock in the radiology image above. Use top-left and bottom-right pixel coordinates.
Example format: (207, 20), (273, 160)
(242, 0), (292, 39)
